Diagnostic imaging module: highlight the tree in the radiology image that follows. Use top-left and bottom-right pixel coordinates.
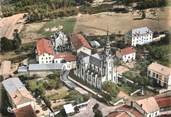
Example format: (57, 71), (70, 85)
(13, 29), (21, 49)
(1, 37), (15, 52)
(92, 103), (103, 117)
(102, 81), (119, 97)
(43, 96), (51, 108)
(94, 109), (103, 117)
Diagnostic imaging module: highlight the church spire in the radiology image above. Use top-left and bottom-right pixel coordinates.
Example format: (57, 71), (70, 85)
(105, 27), (111, 56)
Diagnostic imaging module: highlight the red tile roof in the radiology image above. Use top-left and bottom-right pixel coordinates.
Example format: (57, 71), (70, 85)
(69, 34), (91, 50)
(14, 105), (37, 117)
(106, 105), (144, 117)
(155, 96), (171, 108)
(107, 111), (129, 117)
(36, 38), (54, 55)
(54, 53), (76, 62)
(117, 47), (136, 56)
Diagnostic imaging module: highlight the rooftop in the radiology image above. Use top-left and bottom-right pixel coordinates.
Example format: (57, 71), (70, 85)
(116, 47), (136, 56)
(148, 62), (171, 76)
(107, 105), (144, 117)
(115, 66), (129, 75)
(69, 34), (91, 50)
(136, 97), (159, 114)
(14, 105), (37, 117)
(63, 104), (74, 114)
(54, 53), (76, 62)
(155, 96), (171, 108)
(29, 63), (64, 71)
(132, 27), (153, 37)
(36, 38), (54, 55)
(0, 60), (11, 76)
(2, 77), (34, 106)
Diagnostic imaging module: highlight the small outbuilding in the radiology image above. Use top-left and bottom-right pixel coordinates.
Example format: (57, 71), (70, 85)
(63, 104), (75, 115)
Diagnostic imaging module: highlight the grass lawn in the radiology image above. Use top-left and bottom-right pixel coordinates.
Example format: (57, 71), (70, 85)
(47, 87), (69, 100)
(38, 18), (76, 37)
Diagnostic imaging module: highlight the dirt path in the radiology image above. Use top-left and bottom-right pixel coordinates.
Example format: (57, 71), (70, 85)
(0, 13), (26, 39)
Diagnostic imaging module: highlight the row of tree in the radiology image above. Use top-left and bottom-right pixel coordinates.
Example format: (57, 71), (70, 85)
(1, 0), (167, 21)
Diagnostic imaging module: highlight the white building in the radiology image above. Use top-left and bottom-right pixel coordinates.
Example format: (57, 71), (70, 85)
(116, 47), (136, 63)
(127, 27), (153, 46)
(2, 77), (36, 109)
(76, 34), (118, 89)
(36, 38), (76, 67)
(147, 62), (171, 89)
(136, 97), (160, 117)
(36, 38), (55, 64)
(51, 31), (68, 51)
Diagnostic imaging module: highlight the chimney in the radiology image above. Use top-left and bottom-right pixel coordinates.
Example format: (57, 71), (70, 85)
(130, 101), (133, 107)
(140, 104), (143, 107)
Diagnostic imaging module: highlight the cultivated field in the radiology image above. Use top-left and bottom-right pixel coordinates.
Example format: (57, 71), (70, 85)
(74, 7), (169, 35)
(21, 18), (76, 44)
(21, 22), (46, 44)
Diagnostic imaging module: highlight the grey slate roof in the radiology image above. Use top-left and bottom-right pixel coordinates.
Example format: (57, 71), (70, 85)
(90, 53), (103, 67)
(2, 77), (34, 106)
(2, 77), (25, 94)
(132, 27), (153, 37)
(29, 63), (64, 71)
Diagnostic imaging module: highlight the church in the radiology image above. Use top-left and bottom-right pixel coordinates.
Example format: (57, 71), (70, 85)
(75, 32), (118, 89)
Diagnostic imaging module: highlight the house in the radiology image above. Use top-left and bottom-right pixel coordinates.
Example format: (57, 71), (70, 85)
(106, 105), (144, 117)
(51, 31), (69, 51)
(69, 34), (92, 55)
(115, 65), (129, 78)
(126, 27), (153, 46)
(54, 53), (76, 69)
(155, 95), (171, 110)
(75, 34), (118, 89)
(116, 47), (136, 63)
(136, 97), (160, 117)
(36, 38), (55, 64)
(63, 104), (75, 116)
(147, 62), (171, 89)
(2, 77), (35, 109)
(0, 60), (11, 77)
(36, 38), (76, 67)
(13, 105), (37, 117)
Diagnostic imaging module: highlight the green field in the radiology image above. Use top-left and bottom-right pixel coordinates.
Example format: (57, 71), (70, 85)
(38, 18), (76, 37)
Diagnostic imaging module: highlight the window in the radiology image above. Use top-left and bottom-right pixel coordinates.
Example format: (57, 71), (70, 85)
(153, 73), (155, 77)
(156, 74), (159, 78)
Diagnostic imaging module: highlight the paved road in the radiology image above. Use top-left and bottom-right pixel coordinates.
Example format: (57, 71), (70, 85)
(61, 70), (88, 95)
(72, 98), (123, 117)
